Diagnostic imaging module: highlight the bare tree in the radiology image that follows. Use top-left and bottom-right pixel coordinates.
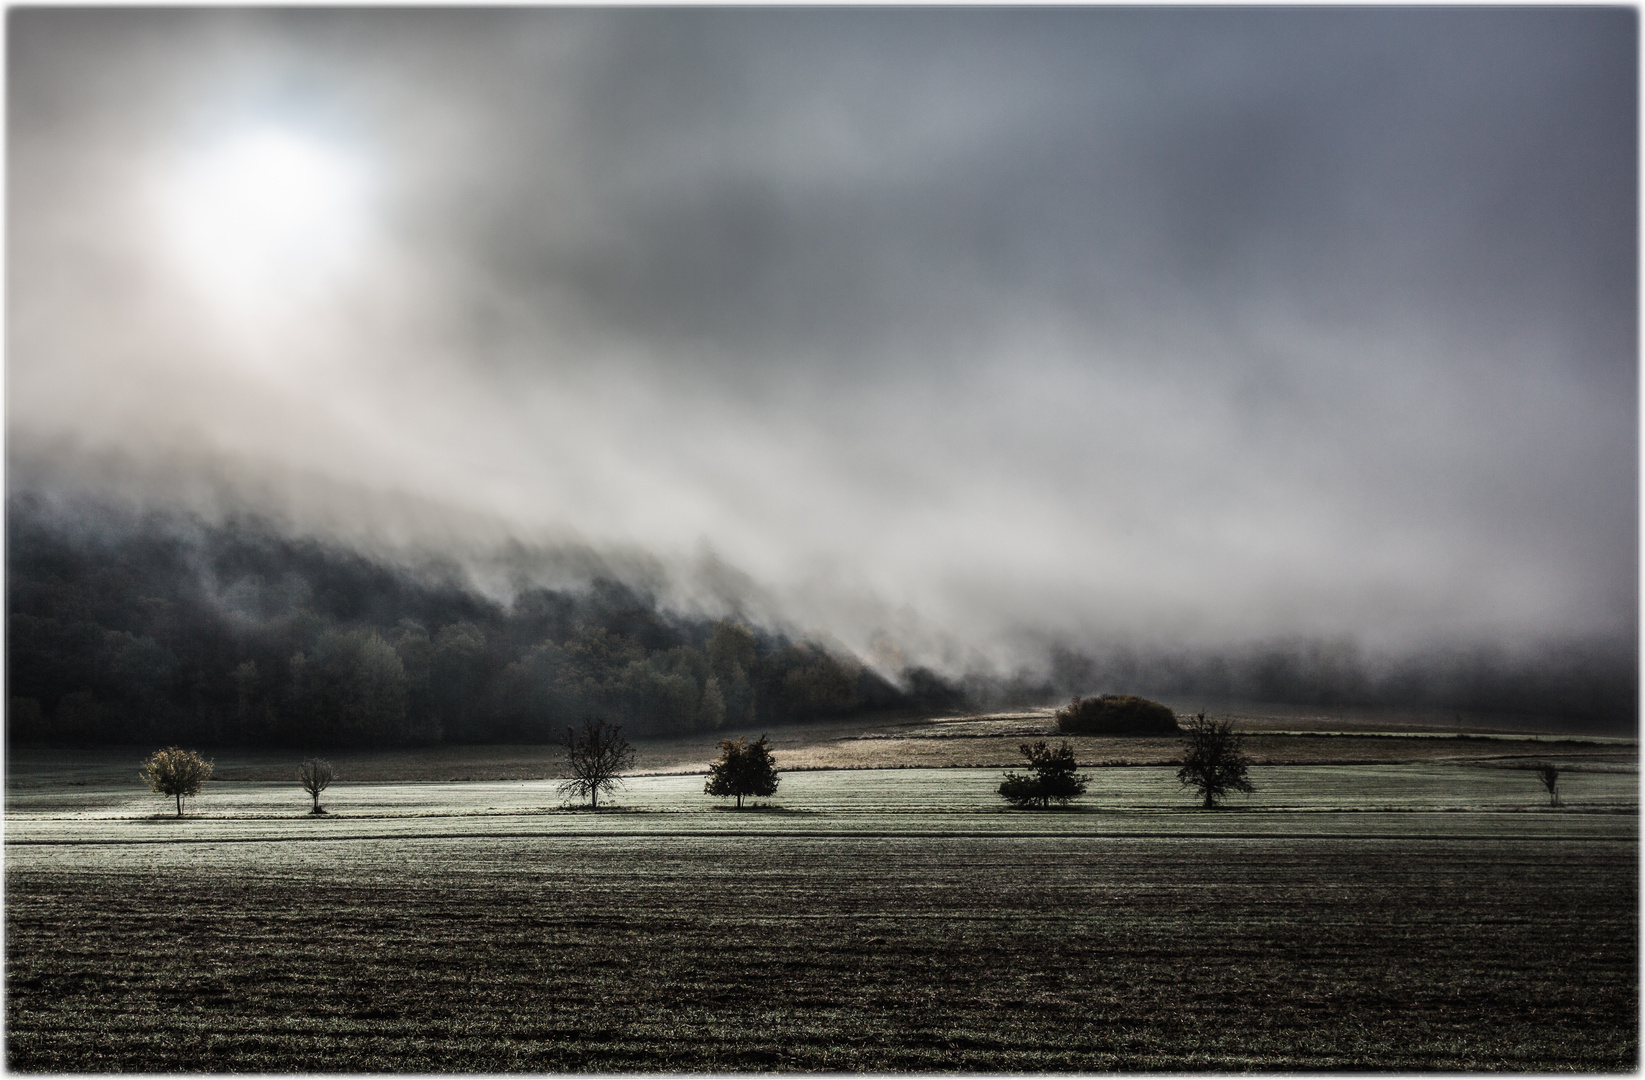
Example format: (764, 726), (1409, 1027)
(1535, 763), (1561, 806)
(139, 747), (213, 817)
(559, 718), (635, 809)
(1176, 713), (1254, 809)
(299, 758), (336, 814)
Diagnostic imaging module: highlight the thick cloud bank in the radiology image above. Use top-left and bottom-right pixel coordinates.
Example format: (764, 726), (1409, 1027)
(9, 9), (1637, 680)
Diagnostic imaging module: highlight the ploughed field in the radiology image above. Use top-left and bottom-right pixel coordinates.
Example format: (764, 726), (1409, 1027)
(6, 755), (1638, 1072)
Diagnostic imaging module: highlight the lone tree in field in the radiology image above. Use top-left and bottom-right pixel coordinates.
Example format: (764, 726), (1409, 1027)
(998, 740), (1089, 809)
(1535, 763), (1561, 806)
(299, 758), (336, 814)
(1176, 713), (1254, 809)
(559, 718), (635, 809)
(705, 734), (781, 808)
(140, 747), (213, 817)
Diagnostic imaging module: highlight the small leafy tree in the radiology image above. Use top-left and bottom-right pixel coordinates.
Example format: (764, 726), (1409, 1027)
(140, 747), (213, 817)
(1176, 713), (1253, 809)
(299, 758), (335, 814)
(998, 740), (1089, 809)
(1535, 763), (1561, 807)
(705, 735), (781, 808)
(559, 718), (635, 809)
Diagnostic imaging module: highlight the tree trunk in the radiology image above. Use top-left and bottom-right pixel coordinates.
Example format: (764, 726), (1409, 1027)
(736, 794), (743, 809)
(175, 792), (183, 817)
(591, 788), (598, 810)
(311, 791), (321, 813)
(1203, 790), (1216, 809)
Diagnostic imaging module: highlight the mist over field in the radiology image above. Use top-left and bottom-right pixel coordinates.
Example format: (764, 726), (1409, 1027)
(8, 9), (1637, 723)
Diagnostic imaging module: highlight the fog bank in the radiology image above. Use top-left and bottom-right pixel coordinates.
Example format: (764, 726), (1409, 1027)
(9, 9), (1637, 681)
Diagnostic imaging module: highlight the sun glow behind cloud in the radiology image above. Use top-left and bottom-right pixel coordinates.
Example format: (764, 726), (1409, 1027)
(152, 126), (373, 317)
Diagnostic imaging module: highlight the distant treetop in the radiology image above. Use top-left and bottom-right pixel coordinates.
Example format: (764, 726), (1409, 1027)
(1056, 694), (1180, 736)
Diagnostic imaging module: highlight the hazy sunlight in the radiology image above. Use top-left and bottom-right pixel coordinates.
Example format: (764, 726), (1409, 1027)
(154, 126), (372, 314)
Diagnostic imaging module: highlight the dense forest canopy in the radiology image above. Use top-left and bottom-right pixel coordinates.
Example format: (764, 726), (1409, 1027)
(6, 494), (1635, 747)
(5, 495), (956, 747)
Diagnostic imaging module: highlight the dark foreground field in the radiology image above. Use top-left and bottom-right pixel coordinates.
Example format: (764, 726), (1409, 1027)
(6, 806), (1637, 1071)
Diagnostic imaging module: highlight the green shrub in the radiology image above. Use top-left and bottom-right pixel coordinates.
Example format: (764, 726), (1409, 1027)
(1055, 694), (1180, 735)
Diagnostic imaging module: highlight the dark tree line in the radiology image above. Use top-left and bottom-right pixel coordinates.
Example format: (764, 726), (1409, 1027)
(1040, 634), (1637, 734)
(14, 492), (1628, 747)
(6, 497), (928, 748)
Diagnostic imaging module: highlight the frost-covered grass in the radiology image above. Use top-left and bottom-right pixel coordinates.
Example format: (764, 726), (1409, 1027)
(8, 762), (1635, 825)
(8, 814), (1637, 1072)
(6, 760), (1637, 1071)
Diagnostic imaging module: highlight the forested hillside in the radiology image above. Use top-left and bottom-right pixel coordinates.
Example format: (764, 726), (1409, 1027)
(7, 494), (1634, 747)
(6, 496), (950, 747)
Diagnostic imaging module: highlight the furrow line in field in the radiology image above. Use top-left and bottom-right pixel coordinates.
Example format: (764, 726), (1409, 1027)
(7, 829), (1634, 847)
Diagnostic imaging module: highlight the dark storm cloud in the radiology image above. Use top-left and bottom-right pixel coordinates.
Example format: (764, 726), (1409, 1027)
(7, 8), (1636, 672)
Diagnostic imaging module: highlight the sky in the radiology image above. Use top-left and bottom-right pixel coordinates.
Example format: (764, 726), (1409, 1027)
(8, 8), (1637, 674)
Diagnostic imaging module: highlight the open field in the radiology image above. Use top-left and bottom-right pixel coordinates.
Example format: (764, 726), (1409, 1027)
(8, 704), (1635, 786)
(5, 765), (1640, 830)
(6, 740), (1639, 1072)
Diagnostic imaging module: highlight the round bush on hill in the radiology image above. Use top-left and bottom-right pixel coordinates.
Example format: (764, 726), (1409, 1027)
(1055, 694), (1180, 735)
